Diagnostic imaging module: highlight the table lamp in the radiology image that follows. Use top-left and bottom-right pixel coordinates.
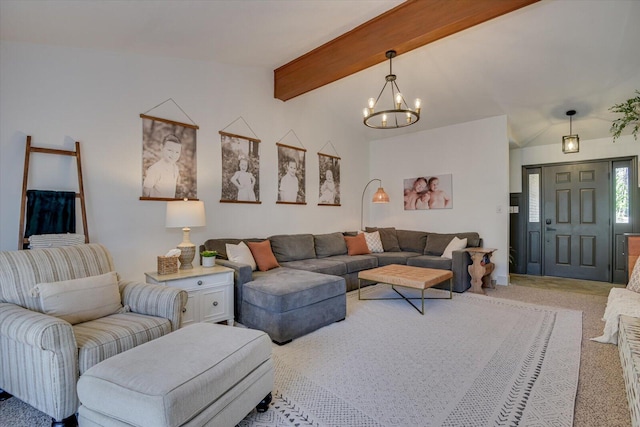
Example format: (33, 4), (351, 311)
(166, 199), (206, 269)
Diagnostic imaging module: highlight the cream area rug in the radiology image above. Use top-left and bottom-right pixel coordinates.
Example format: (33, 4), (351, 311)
(240, 285), (582, 427)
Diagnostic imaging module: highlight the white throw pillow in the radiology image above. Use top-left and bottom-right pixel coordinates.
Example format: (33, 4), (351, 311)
(31, 271), (122, 324)
(226, 241), (257, 271)
(627, 258), (640, 293)
(363, 231), (384, 253)
(441, 237), (468, 259)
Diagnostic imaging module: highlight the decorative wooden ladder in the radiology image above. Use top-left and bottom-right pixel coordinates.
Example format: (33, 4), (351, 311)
(19, 135), (89, 249)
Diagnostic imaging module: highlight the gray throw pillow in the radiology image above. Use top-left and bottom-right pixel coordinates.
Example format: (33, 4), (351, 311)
(396, 230), (428, 253)
(269, 234), (316, 262)
(314, 232), (348, 258)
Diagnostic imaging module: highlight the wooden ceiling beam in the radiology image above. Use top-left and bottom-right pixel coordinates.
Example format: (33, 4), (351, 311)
(274, 0), (539, 101)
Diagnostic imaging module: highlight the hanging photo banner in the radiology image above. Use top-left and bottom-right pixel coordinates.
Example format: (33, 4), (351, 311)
(140, 114), (198, 201)
(219, 131), (261, 204)
(318, 153), (341, 206)
(276, 143), (306, 205)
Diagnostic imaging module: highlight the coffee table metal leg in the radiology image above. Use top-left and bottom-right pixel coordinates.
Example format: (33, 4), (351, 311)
(391, 285), (425, 315)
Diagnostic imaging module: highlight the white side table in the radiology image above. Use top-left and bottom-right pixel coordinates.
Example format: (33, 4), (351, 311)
(145, 266), (234, 327)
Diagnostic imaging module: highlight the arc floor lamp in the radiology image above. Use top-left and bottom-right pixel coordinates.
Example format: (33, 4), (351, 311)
(361, 179), (390, 230)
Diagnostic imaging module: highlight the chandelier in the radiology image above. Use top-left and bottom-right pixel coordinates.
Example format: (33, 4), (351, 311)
(363, 50), (421, 129)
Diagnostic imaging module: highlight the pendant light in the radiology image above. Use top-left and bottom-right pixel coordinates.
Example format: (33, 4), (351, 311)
(562, 110), (579, 153)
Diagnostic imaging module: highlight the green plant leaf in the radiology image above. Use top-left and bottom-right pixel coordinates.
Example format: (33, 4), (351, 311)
(609, 90), (640, 142)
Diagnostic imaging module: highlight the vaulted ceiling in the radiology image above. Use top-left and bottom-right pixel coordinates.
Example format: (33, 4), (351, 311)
(2, 0), (639, 147)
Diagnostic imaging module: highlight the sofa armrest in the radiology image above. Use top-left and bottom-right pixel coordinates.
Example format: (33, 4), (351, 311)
(0, 302), (75, 350)
(215, 259), (253, 322)
(0, 302), (79, 419)
(118, 281), (187, 331)
(451, 250), (472, 292)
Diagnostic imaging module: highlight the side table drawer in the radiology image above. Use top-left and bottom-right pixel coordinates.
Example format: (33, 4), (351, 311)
(200, 287), (230, 323)
(165, 271), (232, 290)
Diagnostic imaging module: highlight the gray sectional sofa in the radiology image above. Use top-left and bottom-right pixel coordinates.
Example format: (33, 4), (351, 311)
(200, 227), (481, 344)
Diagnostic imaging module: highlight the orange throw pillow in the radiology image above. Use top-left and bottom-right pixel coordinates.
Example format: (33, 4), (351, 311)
(344, 234), (371, 256)
(246, 240), (280, 271)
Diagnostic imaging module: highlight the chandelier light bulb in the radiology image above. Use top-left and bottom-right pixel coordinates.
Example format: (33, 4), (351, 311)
(395, 93), (403, 109)
(381, 113), (387, 127)
(363, 107), (370, 118)
(368, 97), (376, 109)
(414, 98), (422, 114)
(406, 112), (412, 124)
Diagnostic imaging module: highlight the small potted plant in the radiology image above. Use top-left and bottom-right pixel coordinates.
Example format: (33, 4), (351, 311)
(610, 90), (640, 142)
(200, 250), (218, 268)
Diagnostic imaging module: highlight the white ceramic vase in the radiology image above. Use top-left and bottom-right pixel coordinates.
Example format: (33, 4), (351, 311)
(202, 256), (215, 268)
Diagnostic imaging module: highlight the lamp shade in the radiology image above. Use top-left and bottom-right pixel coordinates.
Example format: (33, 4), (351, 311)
(372, 187), (390, 203)
(166, 200), (206, 228)
(562, 135), (579, 153)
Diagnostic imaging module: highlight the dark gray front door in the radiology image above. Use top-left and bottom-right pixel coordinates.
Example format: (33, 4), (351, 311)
(543, 162), (610, 281)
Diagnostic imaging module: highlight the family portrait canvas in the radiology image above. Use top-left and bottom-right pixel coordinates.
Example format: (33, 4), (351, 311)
(277, 144), (306, 204)
(318, 154), (340, 205)
(220, 133), (260, 203)
(141, 115), (197, 200)
(404, 174), (452, 210)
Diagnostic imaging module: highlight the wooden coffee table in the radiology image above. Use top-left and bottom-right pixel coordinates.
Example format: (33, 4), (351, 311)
(358, 264), (453, 315)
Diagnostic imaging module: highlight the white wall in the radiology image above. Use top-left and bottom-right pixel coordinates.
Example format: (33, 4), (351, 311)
(369, 116), (511, 285)
(0, 42), (370, 280)
(510, 135), (640, 193)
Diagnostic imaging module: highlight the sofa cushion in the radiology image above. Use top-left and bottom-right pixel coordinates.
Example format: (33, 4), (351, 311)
(326, 255), (378, 273)
(365, 227), (401, 252)
(247, 241), (280, 271)
(279, 259), (347, 276)
(424, 232), (480, 256)
(407, 255), (453, 270)
(314, 232), (348, 258)
(74, 312), (171, 375)
(245, 269), (345, 313)
(0, 243), (115, 312)
(369, 252), (421, 266)
(32, 271), (122, 325)
(396, 230), (428, 253)
(344, 234), (370, 256)
(269, 234), (316, 262)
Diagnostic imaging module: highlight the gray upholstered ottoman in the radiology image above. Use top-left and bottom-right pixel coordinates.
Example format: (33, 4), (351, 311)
(242, 268), (346, 344)
(76, 323), (273, 427)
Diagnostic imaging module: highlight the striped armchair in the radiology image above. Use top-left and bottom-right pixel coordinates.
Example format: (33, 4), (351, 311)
(0, 244), (188, 426)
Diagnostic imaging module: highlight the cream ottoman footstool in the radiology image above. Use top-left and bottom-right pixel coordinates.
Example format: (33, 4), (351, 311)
(77, 323), (273, 427)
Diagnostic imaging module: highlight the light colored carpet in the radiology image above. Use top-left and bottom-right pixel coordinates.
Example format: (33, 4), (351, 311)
(0, 281), (629, 427)
(240, 284), (582, 426)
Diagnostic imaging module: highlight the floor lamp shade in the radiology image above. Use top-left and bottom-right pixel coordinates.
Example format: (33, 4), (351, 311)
(166, 200), (206, 269)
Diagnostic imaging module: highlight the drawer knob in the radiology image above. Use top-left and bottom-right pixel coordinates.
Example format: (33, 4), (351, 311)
(197, 280), (203, 286)
(212, 301), (218, 307)
(182, 308), (187, 313)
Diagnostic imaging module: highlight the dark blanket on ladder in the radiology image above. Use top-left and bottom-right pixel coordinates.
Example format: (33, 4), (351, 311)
(25, 190), (76, 238)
